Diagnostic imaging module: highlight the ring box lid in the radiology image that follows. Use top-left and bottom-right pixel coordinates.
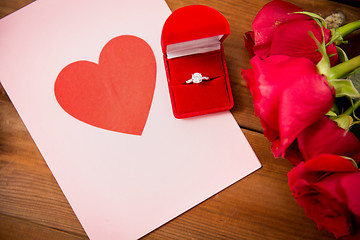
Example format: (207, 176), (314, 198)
(161, 5), (230, 58)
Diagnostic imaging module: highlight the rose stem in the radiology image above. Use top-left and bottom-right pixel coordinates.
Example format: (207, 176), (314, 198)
(336, 20), (360, 38)
(343, 99), (360, 116)
(328, 55), (360, 80)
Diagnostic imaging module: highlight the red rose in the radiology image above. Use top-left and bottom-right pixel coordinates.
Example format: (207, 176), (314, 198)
(299, 117), (360, 162)
(241, 55), (334, 158)
(285, 117), (360, 165)
(244, 0), (338, 65)
(288, 154), (360, 239)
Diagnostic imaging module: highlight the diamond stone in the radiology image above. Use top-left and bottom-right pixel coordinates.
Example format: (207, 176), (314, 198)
(192, 73), (203, 83)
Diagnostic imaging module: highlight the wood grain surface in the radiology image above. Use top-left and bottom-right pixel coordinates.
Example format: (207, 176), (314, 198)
(0, 0), (359, 239)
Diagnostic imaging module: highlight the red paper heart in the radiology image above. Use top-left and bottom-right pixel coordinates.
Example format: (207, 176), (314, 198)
(54, 35), (156, 135)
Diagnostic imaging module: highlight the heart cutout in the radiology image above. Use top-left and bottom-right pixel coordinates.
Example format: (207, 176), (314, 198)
(54, 35), (156, 135)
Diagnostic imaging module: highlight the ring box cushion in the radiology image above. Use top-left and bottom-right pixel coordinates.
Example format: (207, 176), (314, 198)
(161, 5), (234, 118)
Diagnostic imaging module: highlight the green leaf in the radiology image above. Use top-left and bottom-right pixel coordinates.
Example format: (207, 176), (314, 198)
(294, 11), (327, 28)
(326, 110), (338, 117)
(349, 69), (360, 94)
(308, 31), (331, 77)
(343, 156), (359, 170)
(343, 98), (360, 121)
(328, 79), (360, 98)
(353, 120), (360, 125)
(336, 46), (349, 63)
(331, 103), (340, 114)
(330, 114), (353, 131)
(326, 103), (339, 116)
(329, 29), (347, 45)
(349, 98), (360, 121)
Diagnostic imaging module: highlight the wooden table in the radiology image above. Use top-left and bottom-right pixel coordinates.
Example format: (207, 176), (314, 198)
(0, 0), (359, 239)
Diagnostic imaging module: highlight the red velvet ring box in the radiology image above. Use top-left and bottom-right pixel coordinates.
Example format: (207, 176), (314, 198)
(161, 5), (234, 118)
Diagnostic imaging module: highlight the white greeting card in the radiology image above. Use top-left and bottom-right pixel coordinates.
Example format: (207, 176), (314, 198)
(0, 0), (261, 239)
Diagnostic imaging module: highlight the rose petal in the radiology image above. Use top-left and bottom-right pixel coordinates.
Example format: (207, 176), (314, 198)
(243, 55), (334, 157)
(275, 67), (334, 156)
(284, 140), (304, 165)
(340, 173), (360, 217)
(244, 31), (255, 57)
(269, 20), (338, 66)
(288, 161), (306, 187)
(251, 0), (309, 58)
(304, 154), (359, 173)
(297, 117), (360, 161)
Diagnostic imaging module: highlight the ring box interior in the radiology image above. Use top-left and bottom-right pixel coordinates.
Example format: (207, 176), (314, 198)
(161, 5), (234, 119)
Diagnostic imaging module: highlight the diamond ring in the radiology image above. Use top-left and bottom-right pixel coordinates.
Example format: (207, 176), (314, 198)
(186, 73), (210, 84)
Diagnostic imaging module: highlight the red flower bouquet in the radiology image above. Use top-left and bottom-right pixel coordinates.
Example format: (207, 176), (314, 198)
(242, 0), (360, 238)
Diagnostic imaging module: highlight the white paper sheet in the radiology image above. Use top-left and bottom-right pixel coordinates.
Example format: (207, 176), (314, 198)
(0, 0), (261, 239)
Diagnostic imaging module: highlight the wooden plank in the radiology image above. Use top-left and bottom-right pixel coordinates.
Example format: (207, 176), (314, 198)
(0, 0), (35, 18)
(0, 214), (87, 240)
